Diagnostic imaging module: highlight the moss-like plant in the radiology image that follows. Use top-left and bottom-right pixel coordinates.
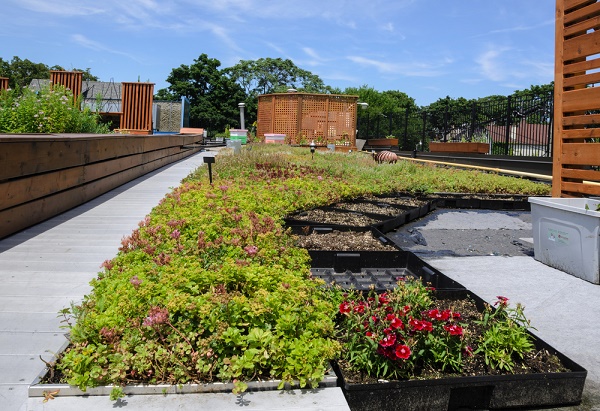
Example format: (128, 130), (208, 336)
(55, 145), (550, 398)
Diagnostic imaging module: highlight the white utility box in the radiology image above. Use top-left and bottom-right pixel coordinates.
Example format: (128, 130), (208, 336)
(529, 197), (600, 284)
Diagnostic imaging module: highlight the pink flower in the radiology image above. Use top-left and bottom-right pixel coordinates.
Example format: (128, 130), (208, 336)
(395, 344), (411, 360)
(171, 229), (181, 240)
(143, 306), (169, 327)
(130, 275), (142, 288)
(244, 245), (258, 256)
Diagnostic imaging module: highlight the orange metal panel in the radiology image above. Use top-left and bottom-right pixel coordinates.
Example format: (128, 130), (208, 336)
(49, 71), (82, 105)
(0, 77), (8, 90)
(120, 82), (154, 133)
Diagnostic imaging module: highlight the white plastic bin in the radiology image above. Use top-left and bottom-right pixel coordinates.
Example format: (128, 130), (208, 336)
(264, 134), (286, 144)
(529, 197), (600, 284)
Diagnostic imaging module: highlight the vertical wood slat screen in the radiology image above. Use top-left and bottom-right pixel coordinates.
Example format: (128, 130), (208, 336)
(257, 92), (358, 144)
(554, 0), (600, 197)
(49, 71), (82, 107)
(0, 77), (8, 90)
(120, 82), (154, 134)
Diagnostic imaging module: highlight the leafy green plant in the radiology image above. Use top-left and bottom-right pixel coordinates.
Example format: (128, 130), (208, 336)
(0, 84), (110, 133)
(49, 145), (551, 399)
(474, 296), (535, 372)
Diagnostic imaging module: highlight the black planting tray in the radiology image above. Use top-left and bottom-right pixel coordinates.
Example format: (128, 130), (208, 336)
(308, 249), (466, 294)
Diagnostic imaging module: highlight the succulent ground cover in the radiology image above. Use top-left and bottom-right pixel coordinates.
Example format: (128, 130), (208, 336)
(51, 145), (551, 400)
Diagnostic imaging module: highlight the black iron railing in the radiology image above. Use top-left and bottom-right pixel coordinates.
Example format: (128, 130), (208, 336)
(357, 92), (554, 157)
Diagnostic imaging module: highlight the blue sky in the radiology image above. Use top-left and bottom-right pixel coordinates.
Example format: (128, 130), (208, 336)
(2, 0), (555, 106)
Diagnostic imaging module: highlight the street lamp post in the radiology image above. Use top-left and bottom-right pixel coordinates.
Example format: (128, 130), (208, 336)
(309, 140), (316, 160)
(238, 103), (245, 130)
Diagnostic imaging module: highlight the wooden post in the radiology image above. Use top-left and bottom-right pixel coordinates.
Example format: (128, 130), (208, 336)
(120, 82), (154, 134)
(49, 71), (82, 106)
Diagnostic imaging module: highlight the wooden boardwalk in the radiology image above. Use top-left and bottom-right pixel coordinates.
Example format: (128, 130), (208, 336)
(0, 152), (210, 411)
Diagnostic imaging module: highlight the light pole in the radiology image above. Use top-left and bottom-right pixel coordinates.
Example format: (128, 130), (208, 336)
(238, 102), (245, 130)
(310, 140), (316, 160)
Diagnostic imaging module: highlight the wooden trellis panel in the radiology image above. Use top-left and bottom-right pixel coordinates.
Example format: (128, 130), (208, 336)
(49, 71), (82, 105)
(257, 92), (358, 144)
(0, 77), (8, 90)
(120, 82), (154, 134)
(554, 0), (600, 197)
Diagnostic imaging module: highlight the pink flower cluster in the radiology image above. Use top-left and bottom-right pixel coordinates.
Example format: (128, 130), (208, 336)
(143, 306), (169, 327)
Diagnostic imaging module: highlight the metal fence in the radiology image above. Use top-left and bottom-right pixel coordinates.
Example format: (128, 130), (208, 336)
(357, 92), (554, 157)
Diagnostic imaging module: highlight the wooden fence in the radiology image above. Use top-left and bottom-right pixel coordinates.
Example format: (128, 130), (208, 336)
(554, 0), (600, 197)
(0, 133), (203, 239)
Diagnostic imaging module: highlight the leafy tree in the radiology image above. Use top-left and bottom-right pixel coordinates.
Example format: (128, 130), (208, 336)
(154, 88), (177, 101)
(0, 56), (50, 90)
(0, 57), (99, 91)
(163, 54), (245, 132)
(225, 57), (333, 127)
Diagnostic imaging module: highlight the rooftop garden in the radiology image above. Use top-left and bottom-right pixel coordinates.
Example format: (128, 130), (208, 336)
(52, 145), (551, 400)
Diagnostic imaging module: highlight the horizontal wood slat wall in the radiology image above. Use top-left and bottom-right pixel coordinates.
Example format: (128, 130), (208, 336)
(0, 133), (203, 239)
(120, 82), (154, 134)
(49, 71), (82, 105)
(553, 0), (600, 197)
(257, 92), (359, 146)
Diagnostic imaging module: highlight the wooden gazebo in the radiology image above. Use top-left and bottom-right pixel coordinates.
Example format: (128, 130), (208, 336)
(554, 0), (600, 197)
(257, 92), (359, 147)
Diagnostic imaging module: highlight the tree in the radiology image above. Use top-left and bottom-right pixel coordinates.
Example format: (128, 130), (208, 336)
(0, 56), (50, 90)
(0, 57), (99, 91)
(225, 58), (333, 127)
(163, 54), (245, 132)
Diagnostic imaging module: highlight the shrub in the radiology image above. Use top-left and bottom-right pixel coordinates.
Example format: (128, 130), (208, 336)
(0, 84), (110, 133)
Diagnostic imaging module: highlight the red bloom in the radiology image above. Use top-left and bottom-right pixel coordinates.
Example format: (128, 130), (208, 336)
(395, 344), (411, 360)
(409, 318), (433, 332)
(427, 309), (450, 321)
(378, 293), (389, 305)
(391, 317), (404, 329)
(365, 331), (374, 338)
(379, 333), (396, 347)
(495, 296), (509, 307)
(339, 302), (351, 314)
(353, 303), (365, 314)
(386, 313), (396, 321)
(444, 324), (464, 336)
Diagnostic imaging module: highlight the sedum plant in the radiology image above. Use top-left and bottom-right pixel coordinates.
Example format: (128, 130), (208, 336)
(53, 144), (550, 398)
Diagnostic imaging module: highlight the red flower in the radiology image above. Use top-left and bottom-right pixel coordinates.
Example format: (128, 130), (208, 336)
(495, 296), (509, 307)
(353, 303), (365, 314)
(444, 324), (464, 336)
(379, 333), (396, 347)
(378, 293), (389, 305)
(386, 313), (396, 321)
(365, 331), (374, 338)
(409, 318), (433, 332)
(391, 317), (404, 329)
(395, 344), (411, 360)
(427, 309), (450, 321)
(339, 302), (351, 314)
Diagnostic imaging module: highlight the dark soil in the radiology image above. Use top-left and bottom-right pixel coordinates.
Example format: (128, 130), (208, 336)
(292, 209), (380, 226)
(294, 230), (396, 251)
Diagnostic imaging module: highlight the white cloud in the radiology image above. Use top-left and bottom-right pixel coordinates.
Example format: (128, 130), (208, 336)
(474, 46), (511, 82)
(71, 34), (142, 63)
(14, 0), (104, 16)
(346, 55), (443, 77)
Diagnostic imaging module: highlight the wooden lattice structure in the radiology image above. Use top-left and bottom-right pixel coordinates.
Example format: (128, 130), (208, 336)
(50, 70), (82, 105)
(0, 77), (8, 91)
(554, 0), (600, 197)
(120, 82), (154, 134)
(257, 92), (359, 145)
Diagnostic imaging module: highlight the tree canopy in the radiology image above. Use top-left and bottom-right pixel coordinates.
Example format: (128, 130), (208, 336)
(0, 56), (98, 91)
